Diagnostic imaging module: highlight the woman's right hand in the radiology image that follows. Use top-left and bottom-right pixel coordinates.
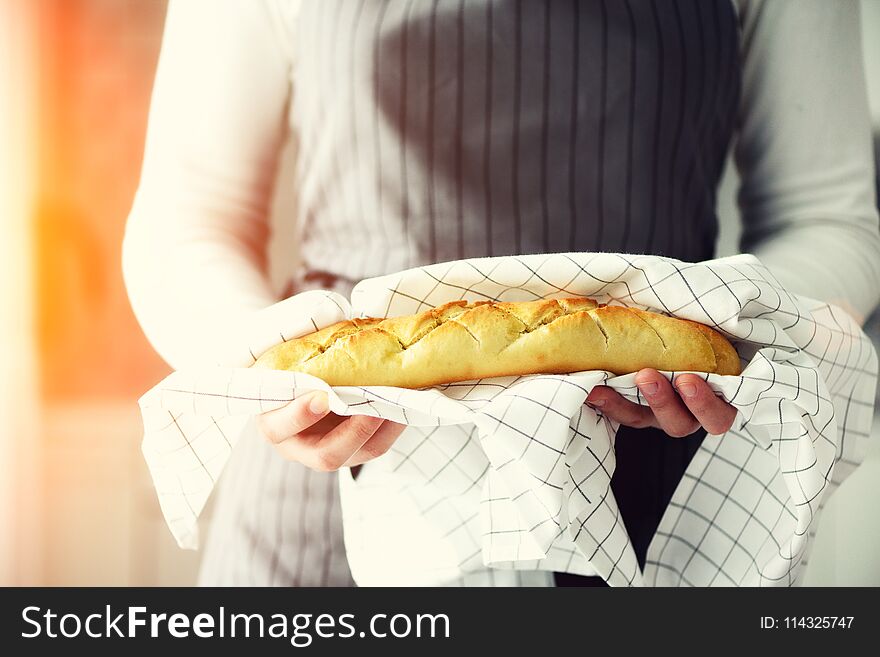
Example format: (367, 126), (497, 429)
(257, 391), (407, 471)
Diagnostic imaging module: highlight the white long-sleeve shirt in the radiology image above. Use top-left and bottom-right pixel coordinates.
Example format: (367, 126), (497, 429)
(123, 0), (880, 372)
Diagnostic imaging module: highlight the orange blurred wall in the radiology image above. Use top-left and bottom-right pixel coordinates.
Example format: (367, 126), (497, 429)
(14, 0), (202, 586)
(34, 0), (171, 402)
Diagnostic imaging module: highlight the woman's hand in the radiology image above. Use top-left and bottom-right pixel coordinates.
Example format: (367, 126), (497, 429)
(586, 369), (737, 437)
(257, 391), (406, 471)
(259, 369), (734, 471)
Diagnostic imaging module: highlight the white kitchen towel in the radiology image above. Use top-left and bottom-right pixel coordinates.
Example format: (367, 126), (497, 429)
(137, 252), (877, 586)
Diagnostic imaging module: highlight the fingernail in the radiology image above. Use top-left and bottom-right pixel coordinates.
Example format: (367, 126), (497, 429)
(587, 398), (605, 408)
(309, 392), (328, 415)
(637, 381), (659, 396)
(676, 383), (697, 399)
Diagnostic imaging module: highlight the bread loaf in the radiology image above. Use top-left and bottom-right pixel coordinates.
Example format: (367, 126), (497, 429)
(253, 297), (741, 387)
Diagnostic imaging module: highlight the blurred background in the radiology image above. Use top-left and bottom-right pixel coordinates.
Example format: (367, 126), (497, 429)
(0, 0), (878, 587)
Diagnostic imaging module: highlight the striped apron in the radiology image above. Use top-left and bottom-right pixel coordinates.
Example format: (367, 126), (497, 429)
(198, 0), (741, 586)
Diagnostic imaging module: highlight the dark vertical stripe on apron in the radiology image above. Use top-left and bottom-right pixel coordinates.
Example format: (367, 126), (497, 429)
(698, 0), (724, 257)
(320, 471), (335, 586)
(301, 2), (331, 255)
(236, 432), (270, 584)
(646, 0), (664, 253)
(687, 0), (719, 259)
(666, 0), (687, 256)
(455, 0), (465, 260)
(310, 0), (347, 260)
(267, 458), (285, 585)
(307, 3), (324, 252)
(680, 0), (706, 260)
(620, 0), (637, 250)
(426, 0), (439, 263)
(567, 0), (580, 252)
(511, 0), (522, 254)
(348, 0), (368, 274)
(291, 467), (311, 587)
(595, 0), (608, 249)
(399, 0), (414, 268)
(372, 1), (391, 248)
(714, 6), (741, 255)
(483, 0), (494, 255)
(717, 0), (741, 177)
(330, 0), (348, 256)
(711, 0), (727, 157)
(248, 442), (277, 585)
(216, 428), (259, 585)
(540, 1), (551, 252)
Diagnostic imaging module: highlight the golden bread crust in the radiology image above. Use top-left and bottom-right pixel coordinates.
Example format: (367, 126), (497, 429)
(253, 297), (741, 387)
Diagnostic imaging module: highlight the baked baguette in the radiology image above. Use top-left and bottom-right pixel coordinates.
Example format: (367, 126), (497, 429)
(253, 297), (741, 387)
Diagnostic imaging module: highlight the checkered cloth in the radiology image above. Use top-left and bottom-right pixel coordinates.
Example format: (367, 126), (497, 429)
(138, 253), (877, 586)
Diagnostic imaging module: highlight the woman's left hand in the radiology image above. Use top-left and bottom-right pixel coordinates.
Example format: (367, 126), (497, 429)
(586, 369), (737, 437)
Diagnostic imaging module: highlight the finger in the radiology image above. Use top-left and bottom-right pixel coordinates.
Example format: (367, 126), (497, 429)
(345, 421), (408, 467)
(270, 414), (385, 470)
(586, 386), (655, 429)
(634, 369), (700, 438)
(288, 412), (349, 443)
(257, 390), (330, 444)
(309, 414), (386, 471)
(674, 374), (737, 436)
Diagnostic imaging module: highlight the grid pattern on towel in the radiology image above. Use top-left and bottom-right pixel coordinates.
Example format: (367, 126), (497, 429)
(138, 253), (877, 586)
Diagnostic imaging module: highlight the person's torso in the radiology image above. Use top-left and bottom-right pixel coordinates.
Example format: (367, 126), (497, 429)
(287, 0), (741, 283)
